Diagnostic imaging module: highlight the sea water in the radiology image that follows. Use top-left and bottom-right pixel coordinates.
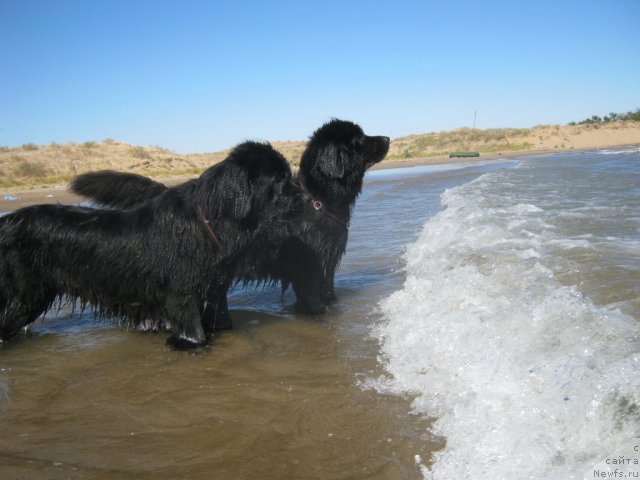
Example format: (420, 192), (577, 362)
(369, 148), (640, 479)
(0, 148), (638, 479)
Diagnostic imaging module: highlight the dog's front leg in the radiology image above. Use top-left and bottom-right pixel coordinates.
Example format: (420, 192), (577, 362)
(320, 269), (337, 303)
(292, 255), (326, 315)
(165, 295), (208, 350)
(202, 278), (233, 332)
(278, 238), (326, 314)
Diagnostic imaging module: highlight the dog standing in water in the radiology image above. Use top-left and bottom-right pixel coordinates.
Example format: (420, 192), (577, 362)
(0, 142), (292, 349)
(72, 120), (390, 328)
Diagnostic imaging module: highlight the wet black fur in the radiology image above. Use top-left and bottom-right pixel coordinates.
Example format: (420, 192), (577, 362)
(0, 142), (291, 348)
(71, 119), (390, 325)
(72, 170), (169, 209)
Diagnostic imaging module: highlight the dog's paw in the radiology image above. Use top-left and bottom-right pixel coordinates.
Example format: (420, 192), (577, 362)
(294, 300), (327, 315)
(165, 334), (209, 351)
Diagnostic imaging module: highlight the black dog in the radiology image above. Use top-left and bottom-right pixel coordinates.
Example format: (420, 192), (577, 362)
(0, 142), (292, 349)
(72, 119), (390, 325)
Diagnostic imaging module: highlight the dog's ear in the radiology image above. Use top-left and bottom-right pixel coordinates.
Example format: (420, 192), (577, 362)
(202, 163), (253, 222)
(316, 144), (345, 178)
(225, 169), (253, 221)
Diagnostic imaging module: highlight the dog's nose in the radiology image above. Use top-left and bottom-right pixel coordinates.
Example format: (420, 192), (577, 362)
(379, 136), (390, 154)
(374, 136), (390, 146)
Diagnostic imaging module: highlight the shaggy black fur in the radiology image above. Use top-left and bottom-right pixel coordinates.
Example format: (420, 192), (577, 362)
(71, 170), (169, 209)
(71, 119), (390, 325)
(0, 142), (292, 349)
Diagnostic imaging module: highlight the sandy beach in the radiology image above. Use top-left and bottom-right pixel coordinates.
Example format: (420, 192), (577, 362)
(2, 120), (639, 213)
(0, 175), (192, 212)
(0, 148), (614, 212)
(0, 155), (465, 212)
(1, 144), (635, 213)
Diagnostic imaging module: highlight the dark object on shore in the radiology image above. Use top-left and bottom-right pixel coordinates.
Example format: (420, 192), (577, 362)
(449, 151), (480, 158)
(71, 119), (390, 325)
(0, 142), (292, 349)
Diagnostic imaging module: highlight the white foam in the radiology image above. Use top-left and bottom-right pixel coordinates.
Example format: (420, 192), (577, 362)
(370, 172), (640, 479)
(366, 159), (518, 181)
(597, 146), (640, 155)
(366, 163), (469, 180)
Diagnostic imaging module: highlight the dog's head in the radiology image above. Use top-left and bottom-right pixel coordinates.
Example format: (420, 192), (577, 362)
(197, 141), (292, 229)
(299, 119), (389, 203)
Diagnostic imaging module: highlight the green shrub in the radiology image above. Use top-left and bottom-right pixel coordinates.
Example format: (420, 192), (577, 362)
(572, 108), (640, 125)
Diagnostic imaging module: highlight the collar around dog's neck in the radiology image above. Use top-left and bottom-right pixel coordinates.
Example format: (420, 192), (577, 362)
(292, 179), (351, 230)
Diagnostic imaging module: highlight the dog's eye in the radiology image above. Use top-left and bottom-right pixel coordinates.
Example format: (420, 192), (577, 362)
(351, 136), (365, 148)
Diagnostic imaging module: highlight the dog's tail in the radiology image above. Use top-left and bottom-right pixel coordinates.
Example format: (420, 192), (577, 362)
(70, 171), (168, 209)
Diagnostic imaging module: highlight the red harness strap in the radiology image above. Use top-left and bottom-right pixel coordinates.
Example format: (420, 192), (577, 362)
(196, 204), (222, 248)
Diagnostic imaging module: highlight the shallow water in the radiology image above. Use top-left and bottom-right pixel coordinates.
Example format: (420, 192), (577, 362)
(0, 160), (500, 479)
(0, 315), (436, 479)
(1, 149), (637, 479)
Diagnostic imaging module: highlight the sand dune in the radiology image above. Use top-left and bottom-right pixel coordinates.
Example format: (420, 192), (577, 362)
(1, 121), (638, 208)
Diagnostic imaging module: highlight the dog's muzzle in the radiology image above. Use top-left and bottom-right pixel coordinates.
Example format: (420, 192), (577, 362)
(366, 136), (390, 168)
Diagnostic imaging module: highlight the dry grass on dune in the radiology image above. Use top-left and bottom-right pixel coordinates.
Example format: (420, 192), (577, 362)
(387, 121), (640, 160)
(1, 121), (638, 189)
(0, 140), (216, 188)
(0, 139), (307, 189)
(387, 127), (534, 160)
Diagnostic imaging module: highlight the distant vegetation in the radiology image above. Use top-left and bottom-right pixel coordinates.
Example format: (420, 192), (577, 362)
(1, 118), (638, 189)
(129, 145), (152, 159)
(387, 127), (534, 160)
(569, 108), (640, 126)
(0, 139), (300, 189)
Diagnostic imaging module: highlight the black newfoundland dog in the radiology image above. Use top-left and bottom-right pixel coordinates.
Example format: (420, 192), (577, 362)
(72, 119), (390, 328)
(0, 142), (292, 349)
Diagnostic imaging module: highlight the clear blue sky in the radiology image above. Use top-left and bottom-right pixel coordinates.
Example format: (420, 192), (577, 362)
(1, 0), (639, 153)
